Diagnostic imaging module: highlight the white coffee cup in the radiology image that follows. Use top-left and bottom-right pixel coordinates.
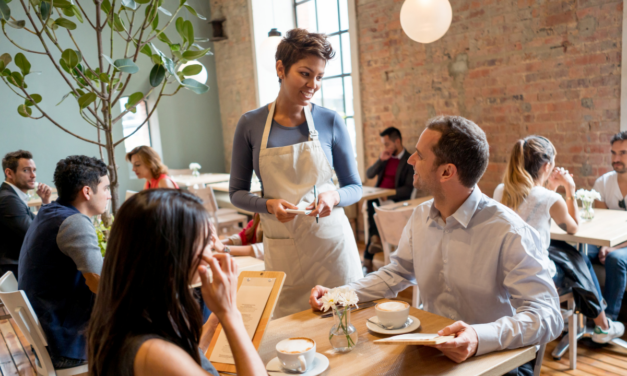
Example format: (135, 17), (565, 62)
(276, 337), (316, 373)
(375, 301), (410, 329)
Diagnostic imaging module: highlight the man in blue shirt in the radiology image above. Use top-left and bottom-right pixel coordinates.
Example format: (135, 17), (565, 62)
(19, 155), (110, 369)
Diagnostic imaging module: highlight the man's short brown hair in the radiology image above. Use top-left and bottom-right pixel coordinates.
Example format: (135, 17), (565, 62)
(426, 116), (489, 188)
(2, 150), (33, 178)
(611, 131), (627, 145)
(275, 28), (334, 83)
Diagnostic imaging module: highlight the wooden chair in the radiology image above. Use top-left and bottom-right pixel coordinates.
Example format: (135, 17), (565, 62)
(190, 187), (247, 233)
(550, 292), (578, 370)
(169, 168), (193, 176)
(0, 272), (88, 376)
(125, 190), (137, 201)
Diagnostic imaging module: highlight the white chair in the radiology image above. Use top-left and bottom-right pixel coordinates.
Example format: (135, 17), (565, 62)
(0, 272), (88, 376)
(534, 342), (547, 376)
(550, 292), (578, 369)
(190, 187), (247, 233)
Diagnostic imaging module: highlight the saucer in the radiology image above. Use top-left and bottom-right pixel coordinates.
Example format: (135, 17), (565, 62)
(266, 353), (329, 375)
(366, 315), (421, 335)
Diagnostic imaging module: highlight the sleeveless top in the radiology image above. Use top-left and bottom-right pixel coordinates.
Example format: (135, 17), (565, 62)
(493, 184), (560, 277)
(106, 334), (219, 376)
(144, 174), (179, 190)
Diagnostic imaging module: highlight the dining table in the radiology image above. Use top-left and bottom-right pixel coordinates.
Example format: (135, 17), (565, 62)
(254, 299), (536, 376)
(171, 173), (231, 188)
(549, 208), (627, 248)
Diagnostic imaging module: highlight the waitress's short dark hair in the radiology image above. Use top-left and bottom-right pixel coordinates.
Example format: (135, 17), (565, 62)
(275, 28), (335, 83)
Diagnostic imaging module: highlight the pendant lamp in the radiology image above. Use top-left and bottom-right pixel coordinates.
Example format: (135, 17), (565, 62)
(260, 28), (283, 73)
(400, 0), (453, 44)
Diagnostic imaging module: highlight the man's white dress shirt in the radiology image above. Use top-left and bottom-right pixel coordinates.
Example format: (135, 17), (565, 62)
(347, 187), (563, 356)
(5, 181), (29, 205)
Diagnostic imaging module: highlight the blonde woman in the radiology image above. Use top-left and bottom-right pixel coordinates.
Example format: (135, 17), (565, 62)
(494, 136), (624, 344)
(126, 146), (178, 190)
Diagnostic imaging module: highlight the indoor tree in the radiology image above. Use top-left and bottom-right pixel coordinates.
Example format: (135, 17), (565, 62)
(0, 0), (211, 214)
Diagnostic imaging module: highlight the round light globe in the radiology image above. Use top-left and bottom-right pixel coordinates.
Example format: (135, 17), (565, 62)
(178, 62), (208, 84)
(260, 35), (282, 73)
(400, 0), (453, 44)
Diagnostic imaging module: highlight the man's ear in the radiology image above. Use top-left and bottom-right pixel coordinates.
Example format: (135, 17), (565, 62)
(79, 185), (92, 201)
(439, 163), (458, 183)
(4, 168), (13, 181)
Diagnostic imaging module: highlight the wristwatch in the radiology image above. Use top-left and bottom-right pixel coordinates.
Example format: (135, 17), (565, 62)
(223, 246), (231, 254)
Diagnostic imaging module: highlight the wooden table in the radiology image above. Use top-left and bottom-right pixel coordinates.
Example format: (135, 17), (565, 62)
(360, 186), (396, 203)
(550, 208), (627, 247)
(172, 173), (231, 188)
(257, 299), (536, 376)
(210, 181), (262, 195)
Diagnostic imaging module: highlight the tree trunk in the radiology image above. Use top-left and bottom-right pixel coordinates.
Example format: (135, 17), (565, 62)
(104, 129), (120, 214)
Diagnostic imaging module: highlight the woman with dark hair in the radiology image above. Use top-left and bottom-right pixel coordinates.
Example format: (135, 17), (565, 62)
(229, 28), (363, 317)
(494, 136), (625, 344)
(88, 189), (266, 375)
(126, 145), (178, 189)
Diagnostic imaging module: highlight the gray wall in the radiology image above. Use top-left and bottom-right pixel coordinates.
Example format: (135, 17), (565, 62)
(0, 0), (224, 195)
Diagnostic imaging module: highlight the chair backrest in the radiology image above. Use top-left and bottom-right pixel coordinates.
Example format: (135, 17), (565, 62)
(189, 186), (219, 218)
(125, 190), (138, 201)
(169, 168), (193, 176)
(373, 206), (414, 265)
(0, 272), (56, 376)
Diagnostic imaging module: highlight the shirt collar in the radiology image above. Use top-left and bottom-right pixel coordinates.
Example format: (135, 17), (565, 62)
(3, 181), (29, 205)
(427, 186), (482, 229)
(392, 149), (405, 159)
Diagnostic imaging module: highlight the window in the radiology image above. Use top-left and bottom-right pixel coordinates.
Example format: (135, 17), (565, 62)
(119, 97), (163, 178)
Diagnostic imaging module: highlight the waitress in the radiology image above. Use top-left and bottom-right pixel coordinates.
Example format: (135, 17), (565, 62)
(229, 28), (363, 318)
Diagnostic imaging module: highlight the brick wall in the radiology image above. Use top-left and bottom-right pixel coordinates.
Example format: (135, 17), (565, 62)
(210, 0), (257, 172)
(357, 0), (622, 196)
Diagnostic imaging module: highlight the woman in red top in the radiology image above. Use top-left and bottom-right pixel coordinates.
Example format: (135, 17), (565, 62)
(126, 146), (179, 190)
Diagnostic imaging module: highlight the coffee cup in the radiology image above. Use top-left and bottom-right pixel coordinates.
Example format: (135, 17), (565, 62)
(375, 301), (410, 329)
(276, 337), (316, 373)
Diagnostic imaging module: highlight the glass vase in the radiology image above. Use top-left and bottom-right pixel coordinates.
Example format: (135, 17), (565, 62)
(192, 168), (200, 177)
(329, 306), (358, 353)
(581, 199), (594, 220)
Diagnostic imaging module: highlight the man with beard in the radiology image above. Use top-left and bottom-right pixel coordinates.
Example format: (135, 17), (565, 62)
(309, 116), (562, 375)
(0, 150), (52, 278)
(590, 131), (627, 323)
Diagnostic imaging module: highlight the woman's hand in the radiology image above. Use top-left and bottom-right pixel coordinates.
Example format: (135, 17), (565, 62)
(306, 191), (340, 218)
(198, 252), (239, 320)
(266, 199), (298, 223)
(548, 167), (575, 193)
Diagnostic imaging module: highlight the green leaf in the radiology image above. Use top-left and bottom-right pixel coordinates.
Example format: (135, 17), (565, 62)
(6, 19), (26, 28)
(8, 71), (23, 87)
(61, 49), (79, 69)
(182, 64), (202, 76)
(179, 0), (186, 6)
(101, 54), (115, 67)
(150, 54), (160, 65)
(78, 92), (97, 109)
(1, 68), (10, 77)
(135, 0), (150, 3)
(140, 43), (152, 58)
(25, 94), (42, 106)
(0, 0), (11, 21)
(40, 1), (50, 21)
(99, 73), (109, 83)
(114, 58), (139, 74)
(42, 0), (72, 8)
(175, 17), (185, 44)
(55, 17), (77, 30)
(125, 91), (143, 113)
(17, 104), (32, 117)
(184, 5), (206, 21)
(169, 43), (180, 52)
(158, 6), (171, 16)
(149, 64), (166, 87)
(0, 53), (10, 70)
(29, 0), (41, 7)
(71, 5), (83, 23)
(62, 6), (73, 17)
(157, 31), (171, 44)
(14, 53), (31, 75)
(101, 0), (111, 14)
(121, 0), (137, 10)
(46, 17), (58, 30)
(76, 88), (86, 96)
(113, 13), (125, 32)
(151, 12), (158, 30)
(181, 48), (210, 60)
(181, 78), (208, 94)
(183, 20), (193, 47)
(56, 91), (72, 106)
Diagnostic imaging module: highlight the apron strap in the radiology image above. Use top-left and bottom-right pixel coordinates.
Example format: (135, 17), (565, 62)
(261, 102), (317, 150)
(303, 105), (318, 141)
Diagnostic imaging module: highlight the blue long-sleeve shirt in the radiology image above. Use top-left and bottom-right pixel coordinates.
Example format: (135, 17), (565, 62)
(229, 103), (362, 213)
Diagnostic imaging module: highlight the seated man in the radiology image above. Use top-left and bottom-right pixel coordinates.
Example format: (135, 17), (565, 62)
(591, 130), (627, 321)
(0, 150), (52, 278)
(310, 116), (562, 374)
(19, 155), (110, 369)
(364, 127), (416, 272)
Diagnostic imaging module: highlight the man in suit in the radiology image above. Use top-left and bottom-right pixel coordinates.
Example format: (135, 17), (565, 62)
(363, 127), (417, 273)
(0, 150), (52, 278)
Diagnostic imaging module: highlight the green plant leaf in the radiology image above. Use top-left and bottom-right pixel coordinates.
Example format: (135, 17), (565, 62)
(157, 6), (171, 16)
(8, 71), (23, 87)
(78, 92), (97, 109)
(149, 64), (166, 87)
(101, 54), (115, 67)
(29, 0), (41, 7)
(1, 68), (10, 77)
(114, 58), (139, 74)
(71, 5), (83, 23)
(183, 20), (193, 47)
(125, 91), (143, 113)
(40, 1), (50, 21)
(179, 0), (186, 6)
(14, 53), (31, 75)
(140, 43), (152, 58)
(99, 73), (109, 83)
(42, 0), (72, 8)
(76, 88), (86, 96)
(135, 0), (150, 3)
(175, 17), (185, 44)
(150, 54), (160, 65)
(56, 91), (72, 106)
(113, 13), (126, 31)
(6, 19), (26, 28)
(184, 5), (206, 20)
(62, 6), (73, 17)
(182, 64), (201, 76)
(151, 12), (158, 30)
(0, 53), (10, 70)
(121, 0), (137, 10)
(17, 104), (32, 117)
(46, 17), (58, 30)
(101, 0), (111, 14)
(157, 31), (171, 44)
(25, 94), (42, 106)
(61, 49), (79, 68)
(181, 78), (208, 94)
(150, 43), (176, 75)
(169, 43), (180, 52)
(0, 0), (11, 21)
(181, 48), (210, 60)
(55, 17), (77, 30)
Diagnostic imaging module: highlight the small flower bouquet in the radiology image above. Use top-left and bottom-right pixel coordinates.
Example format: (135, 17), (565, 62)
(189, 162), (202, 177)
(321, 287), (359, 352)
(575, 189), (601, 220)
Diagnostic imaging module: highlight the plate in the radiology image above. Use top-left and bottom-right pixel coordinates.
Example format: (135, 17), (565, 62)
(266, 353), (329, 375)
(366, 315), (421, 335)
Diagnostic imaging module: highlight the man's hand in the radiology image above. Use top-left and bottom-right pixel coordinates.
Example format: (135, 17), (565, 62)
(37, 183), (52, 204)
(430, 321), (478, 363)
(380, 150), (392, 161)
(309, 285), (330, 311)
(599, 246), (614, 264)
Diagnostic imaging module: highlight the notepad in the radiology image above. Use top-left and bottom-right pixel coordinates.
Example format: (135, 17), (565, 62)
(374, 333), (454, 345)
(285, 209), (312, 215)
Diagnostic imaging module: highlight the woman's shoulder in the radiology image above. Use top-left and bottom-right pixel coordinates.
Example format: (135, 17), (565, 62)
(239, 105), (269, 123)
(134, 336), (215, 376)
(312, 103), (342, 123)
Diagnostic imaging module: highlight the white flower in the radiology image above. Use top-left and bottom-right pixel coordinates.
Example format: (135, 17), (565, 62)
(322, 287), (359, 310)
(189, 162), (202, 170)
(320, 289), (339, 312)
(575, 189), (601, 202)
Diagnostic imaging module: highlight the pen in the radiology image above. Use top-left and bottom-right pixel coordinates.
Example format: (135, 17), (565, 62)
(314, 185), (318, 223)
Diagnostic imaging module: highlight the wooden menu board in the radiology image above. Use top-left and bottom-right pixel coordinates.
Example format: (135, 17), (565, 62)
(205, 271), (285, 374)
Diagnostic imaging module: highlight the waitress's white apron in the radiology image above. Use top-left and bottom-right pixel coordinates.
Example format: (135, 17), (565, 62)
(259, 102), (363, 318)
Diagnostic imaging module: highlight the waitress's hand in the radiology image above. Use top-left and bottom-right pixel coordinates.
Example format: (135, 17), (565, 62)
(306, 191), (340, 218)
(266, 199), (298, 223)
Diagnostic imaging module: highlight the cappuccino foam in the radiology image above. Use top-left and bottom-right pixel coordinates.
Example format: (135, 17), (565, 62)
(377, 301), (409, 312)
(276, 338), (314, 354)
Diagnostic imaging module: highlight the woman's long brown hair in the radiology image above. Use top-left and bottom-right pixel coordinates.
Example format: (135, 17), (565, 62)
(88, 189), (212, 375)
